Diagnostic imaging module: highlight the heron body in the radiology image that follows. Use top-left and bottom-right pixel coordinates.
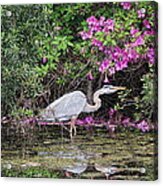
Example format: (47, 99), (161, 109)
(95, 164), (117, 179)
(40, 85), (126, 139)
(41, 91), (87, 122)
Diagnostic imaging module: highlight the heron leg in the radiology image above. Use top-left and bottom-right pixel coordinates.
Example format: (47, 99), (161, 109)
(73, 119), (77, 136)
(105, 173), (109, 180)
(74, 125), (77, 136)
(72, 118), (77, 136)
(70, 118), (77, 138)
(70, 123), (73, 139)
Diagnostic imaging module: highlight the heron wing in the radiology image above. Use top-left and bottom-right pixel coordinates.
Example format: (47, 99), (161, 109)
(47, 91), (87, 121)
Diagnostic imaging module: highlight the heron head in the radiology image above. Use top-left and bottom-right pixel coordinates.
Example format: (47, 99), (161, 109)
(101, 84), (126, 94)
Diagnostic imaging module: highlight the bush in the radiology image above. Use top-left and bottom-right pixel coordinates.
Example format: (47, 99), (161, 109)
(1, 2), (157, 125)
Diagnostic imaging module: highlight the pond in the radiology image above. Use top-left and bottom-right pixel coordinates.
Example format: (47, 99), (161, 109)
(1, 124), (158, 180)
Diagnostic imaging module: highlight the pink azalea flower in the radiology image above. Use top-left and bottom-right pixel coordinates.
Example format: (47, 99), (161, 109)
(42, 57), (48, 64)
(104, 19), (115, 31)
(84, 116), (94, 124)
(92, 38), (103, 47)
(137, 8), (146, 18)
(76, 119), (85, 125)
(112, 47), (122, 60)
(90, 25), (101, 32)
(79, 31), (87, 40)
(127, 49), (139, 59)
(104, 49), (111, 55)
(87, 71), (94, 80)
(99, 59), (110, 73)
(120, 2), (131, 10)
(132, 36), (144, 46)
(147, 48), (155, 64)
(143, 20), (151, 29)
(103, 75), (109, 83)
(102, 26), (111, 33)
(108, 67), (116, 75)
(143, 30), (155, 36)
(130, 27), (139, 37)
(108, 108), (117, 117)
(99, 16), (105, 26)
(86, 16), (98, 26)
(137, 120), (150, 132)
(121, 117), (131, 127)
(115, 60), (128, 71)
(80, 31), (93, 40)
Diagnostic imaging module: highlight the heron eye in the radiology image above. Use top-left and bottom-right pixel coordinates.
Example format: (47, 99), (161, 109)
(103, 85), (110, 89)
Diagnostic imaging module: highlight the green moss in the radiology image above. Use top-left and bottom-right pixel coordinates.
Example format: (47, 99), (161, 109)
(1, 167), (61, 178)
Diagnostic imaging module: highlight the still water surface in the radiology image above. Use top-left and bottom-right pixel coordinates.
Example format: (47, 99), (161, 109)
(1, 125), (157, 180)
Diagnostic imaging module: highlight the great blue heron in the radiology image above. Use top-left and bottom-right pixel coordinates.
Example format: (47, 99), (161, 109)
(40, 85), (126, 139)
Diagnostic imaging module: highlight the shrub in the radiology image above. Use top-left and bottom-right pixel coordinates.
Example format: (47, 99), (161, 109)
(1, 2), (157, 125)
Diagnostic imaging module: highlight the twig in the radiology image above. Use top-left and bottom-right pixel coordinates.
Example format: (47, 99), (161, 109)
(68, 60), (91, 89)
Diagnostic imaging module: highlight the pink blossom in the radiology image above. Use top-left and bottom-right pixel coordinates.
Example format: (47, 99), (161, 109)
(143, 30), (155, 36)
(87, 71), (94, 80)
(99, 59), (110, 73)
(99, 16), (105, 26)
(108, 108), (117, 117)
(137, 8), (146, 18)
(112, 47), (122, 61)
(76, 119), (85, 125)
(130, 27), (139, 37)
(42, 57), (48, 64)
(80, 31), (93, 40)
(127, 49), (139, 59)
(113, 46), (122, 57)
(147, 48), (155, 64)
(121, 117), (131, 127)
(102, 26), (111, 33)
(86, 16), (98, 26)
(23, 117), (37, 124)
(137, 120), (150, 132)
(104, 19), (115, 31)
(143, 20), (151, 29)
(120, 2), (131, 10)
(103, 75), (109, 83)
(84, 116), (94, 124)
(108, 67), (116, 75)
(92, 38), (103, 47)
(90, 25), (101, 32)
(79, 31), (87, 40)
(104, 48), (111, 55)
(132, 36), (144, 46)
(115, 60), (128, 71)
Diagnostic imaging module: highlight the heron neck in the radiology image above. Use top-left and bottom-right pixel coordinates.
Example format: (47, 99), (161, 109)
(93, 90), (102, 108)
(84, 90), (102, 113)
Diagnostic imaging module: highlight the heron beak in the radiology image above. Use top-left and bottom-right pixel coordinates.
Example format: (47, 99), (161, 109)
(112, 86), (126, 90)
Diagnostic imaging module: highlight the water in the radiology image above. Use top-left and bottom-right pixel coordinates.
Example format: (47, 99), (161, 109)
(1, 124), (157, 180)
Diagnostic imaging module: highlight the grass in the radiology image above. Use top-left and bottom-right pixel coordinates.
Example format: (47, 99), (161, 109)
(1, 167), (61, 178)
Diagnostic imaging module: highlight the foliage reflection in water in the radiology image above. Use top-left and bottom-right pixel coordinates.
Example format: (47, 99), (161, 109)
(1, 125), (157, 180)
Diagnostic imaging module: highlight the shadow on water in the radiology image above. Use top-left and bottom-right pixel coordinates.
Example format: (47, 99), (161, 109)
(1, 123), (158, 180)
